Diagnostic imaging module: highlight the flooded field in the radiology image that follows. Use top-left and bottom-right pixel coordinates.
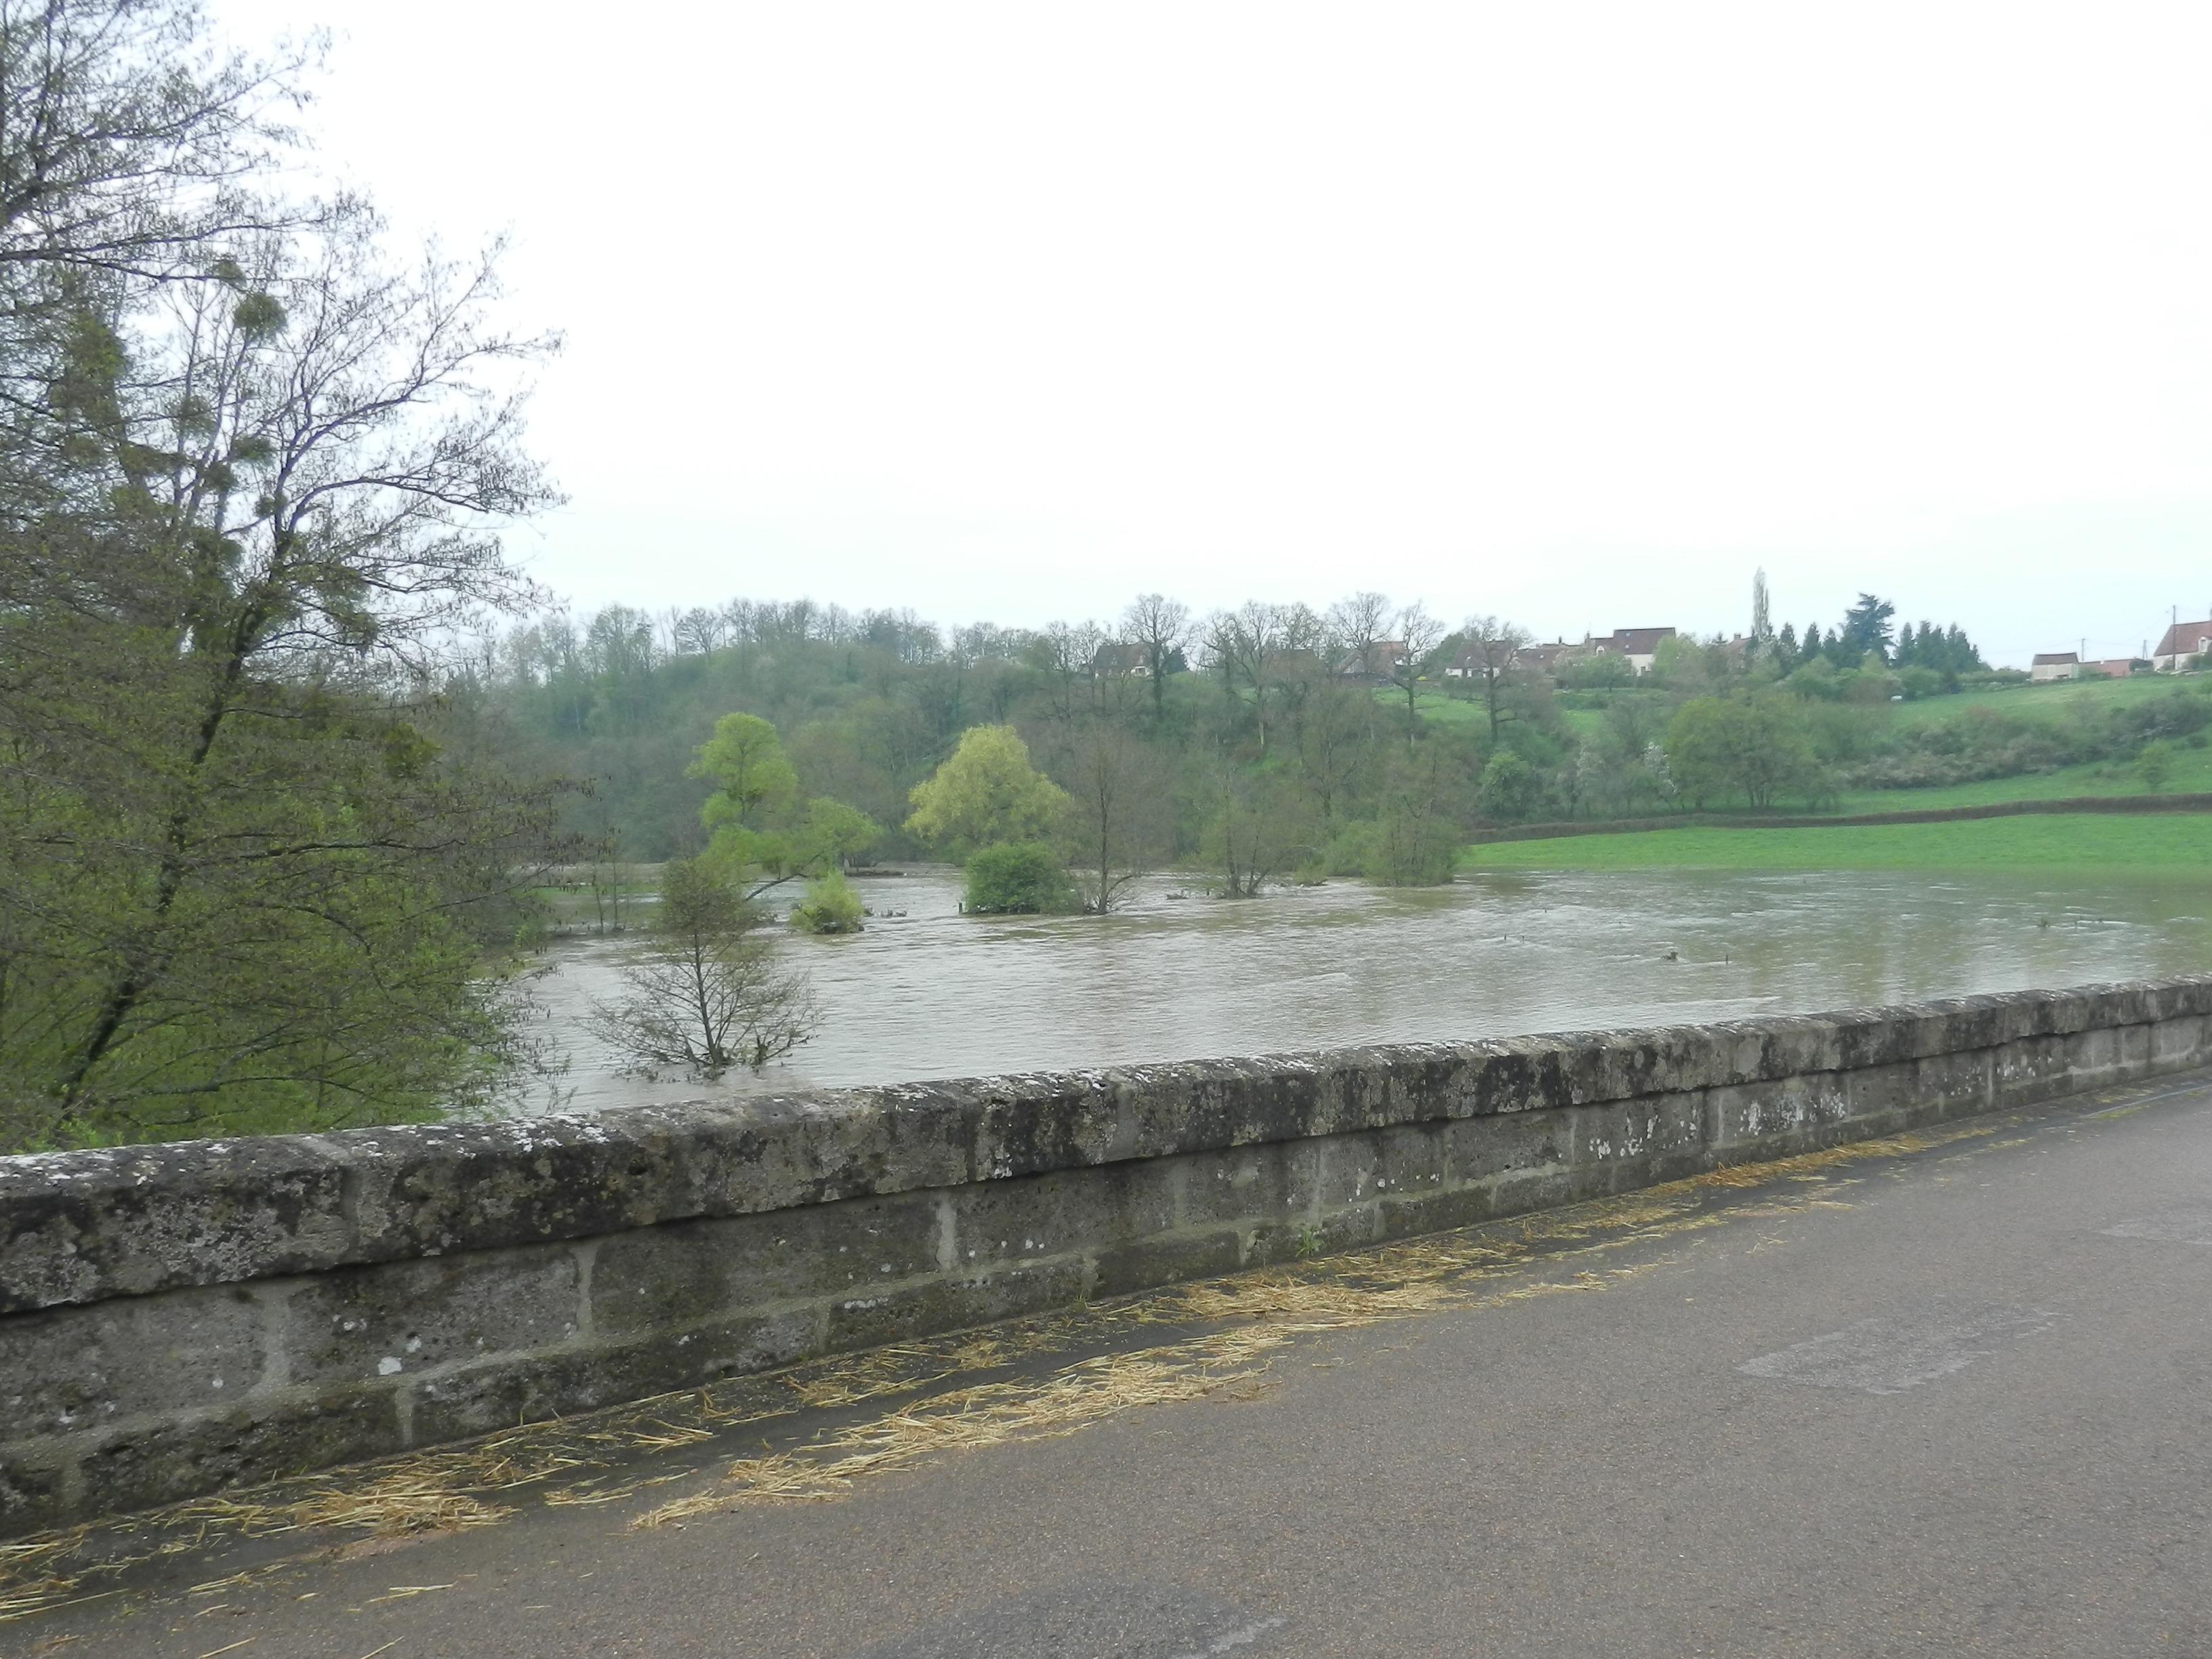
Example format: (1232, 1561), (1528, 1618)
(513, 867), (2212, 1114)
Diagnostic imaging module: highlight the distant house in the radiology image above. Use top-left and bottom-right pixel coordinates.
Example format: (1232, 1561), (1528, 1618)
(2091, 658), (2143, 678)
(1595, 627), (1677, 676)
(1336, 639), (1407, 682)
(2030, 652), (2081, 682)
(2152, 619), (2212, 672)
(1091, 642), (1151, 678)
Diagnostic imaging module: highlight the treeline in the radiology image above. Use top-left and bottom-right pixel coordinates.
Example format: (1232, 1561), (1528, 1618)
(472, 588), (2053, 888)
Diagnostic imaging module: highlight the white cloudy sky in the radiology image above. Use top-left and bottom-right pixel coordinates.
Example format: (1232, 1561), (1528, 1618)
(216, 1), (2212, 665)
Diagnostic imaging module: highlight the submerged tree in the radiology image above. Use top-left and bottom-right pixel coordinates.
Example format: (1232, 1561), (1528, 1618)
(587, 859), (819, 1076)
(1054, 722), (1168, 914)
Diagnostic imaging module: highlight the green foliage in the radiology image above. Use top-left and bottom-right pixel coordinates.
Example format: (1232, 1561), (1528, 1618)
(1475, 751), (1544, 821)
(2137, 741), (2175, 791)
(1664, 694), (1817, 809)
(693, 712), (799, 830)
(1463, 814), (2212, 873)
(691, 714), (878, 895)
(964, 842), (1076, 915)
(790, 872), (866, 935)
(907, 726), (1069, 855)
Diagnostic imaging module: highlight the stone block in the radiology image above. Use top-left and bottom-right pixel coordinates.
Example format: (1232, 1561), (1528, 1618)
(0, 1442), (69, 1535)
(283, 1245), (582, 1387)
(1315, 1124), (1443, 1209)
(1910, 1048), (1992, 1121)
(1379, 1184), (1494, 1240)
(1174, 1143), (1307, 1231)
(1843, 1061), (1918, 1122)
(1710, 1077), (1847, 1148)
(407, 1309), (820, 1444)
(2152, 1014), (2209, 1067)
(1441, 1109), (1570, 1185)
(589, 1192), (941, 1337)
(0, 1134), (355, 1313)
(1569, 1094), (1706, 1181)
(824, 1261), (1086, 1354)
(1089, 1229), (1246, 1300)
(73, 1387), (401, 1519)
(950, 1162), (1178, 1269)
(1994, 1034), (2075, 1105)
(0, 1284), (265, 1432)
(1482, 1167), (1577, 1223)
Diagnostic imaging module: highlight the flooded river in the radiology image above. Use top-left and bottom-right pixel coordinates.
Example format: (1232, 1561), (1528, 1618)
(514, 867), (2212, 1113)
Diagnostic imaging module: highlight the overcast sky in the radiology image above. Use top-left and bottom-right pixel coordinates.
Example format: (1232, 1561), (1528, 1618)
(216, 1), (2212, 666)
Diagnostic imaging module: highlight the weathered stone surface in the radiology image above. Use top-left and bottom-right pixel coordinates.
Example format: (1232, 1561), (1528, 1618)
(824, 1262), (1086, 1354)
(6, 979), (2209, 1313)
(406, 1310), (820, 1444)
(588, 1192), (941, 1336)
(950, 1162), (1177, 1271)
(71, 1387), (401, 1519)
(1090, 1229), (1246, 1300)
(0, 1284), (264, 1431)
(282, 1246), (583, 1387)
(1441, 1108), (1569, 1185)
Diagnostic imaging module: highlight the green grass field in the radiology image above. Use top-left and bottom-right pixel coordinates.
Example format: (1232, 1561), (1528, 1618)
(1400, 671), (2212, 822)
(1887, 670), (2193, 729)
(1460, 813), (2212, 874)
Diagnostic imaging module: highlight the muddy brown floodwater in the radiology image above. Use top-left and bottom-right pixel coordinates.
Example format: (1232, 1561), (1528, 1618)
(510, 866), (2212, 1115)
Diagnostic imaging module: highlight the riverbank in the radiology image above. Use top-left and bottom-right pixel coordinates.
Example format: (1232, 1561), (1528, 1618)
(1460, 813), (2212, 873)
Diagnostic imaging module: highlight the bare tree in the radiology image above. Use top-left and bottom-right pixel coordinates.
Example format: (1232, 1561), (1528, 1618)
(1122, 592), (1191, 723)
(1200, 756), (1314, 897)
(1031, 619), (1105, 726)
(1327, 590), (1393, 678)
(1054, 724), (1170, 914)
(1202, 600), (1324, 754)
(588, 861), (819, 1076)
(1296, 680), (1383, 825)
(1387, 602), (1450, 744)
(1455, 614), (1534, 738)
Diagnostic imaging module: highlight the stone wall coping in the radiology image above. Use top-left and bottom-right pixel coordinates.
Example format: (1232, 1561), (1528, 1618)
(3, 978), (2206, 1315)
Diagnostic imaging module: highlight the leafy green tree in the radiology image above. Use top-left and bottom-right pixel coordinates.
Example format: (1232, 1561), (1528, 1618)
(964, 842), (1076, 914)
(905, 725), (1069, 855)
(586, 859), (818, 1075)
(2138, 741), (2175, 791)
(1475, 750), (1545, 821)
(694, 713), (878, 896)
(0, 15), (572, 1149)
(693, 712), (799, 830)
(1664, 694), (1816, 809)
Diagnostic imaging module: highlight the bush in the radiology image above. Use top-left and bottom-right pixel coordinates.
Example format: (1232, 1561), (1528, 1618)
(790, 872), (865, 934)
(1897, 666), (1945, 701)
(1364, 809), (1459, 886)
(1475, 751), (1545, 821)
(964, 842), (1076, 915)
(2138, 741), (2175, 791)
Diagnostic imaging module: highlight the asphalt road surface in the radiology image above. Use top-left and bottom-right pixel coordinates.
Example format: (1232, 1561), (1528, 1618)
(20, 1071), (2212, 1658)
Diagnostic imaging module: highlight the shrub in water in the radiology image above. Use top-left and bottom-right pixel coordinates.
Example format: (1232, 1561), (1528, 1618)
(964, 842), (1075, 915)
(790, 872), (865, 934)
